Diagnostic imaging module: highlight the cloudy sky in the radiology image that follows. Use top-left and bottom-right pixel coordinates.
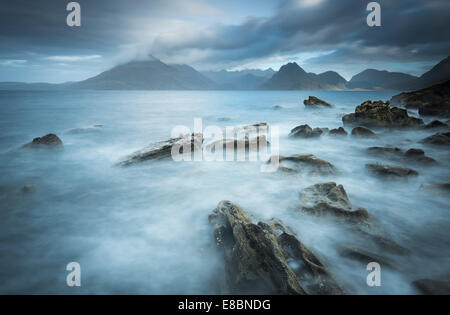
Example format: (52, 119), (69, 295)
(0, 0), (449, 83)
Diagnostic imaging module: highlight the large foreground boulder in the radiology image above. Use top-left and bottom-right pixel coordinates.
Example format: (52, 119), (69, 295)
(22, 134), (63, 148)
(304, 96), (332, 107)
(342, 100), (423, 128)
(269, 154), (336, 175)
(209, 201), (345, 295)
(297, 183), (369, 223)
(390, 80), (450, 118)
(366, 163), (419, 178)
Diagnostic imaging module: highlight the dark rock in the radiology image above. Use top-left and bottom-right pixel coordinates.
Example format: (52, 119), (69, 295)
(366, 163), (419, 178)
(339, 247), (395, 269)
(66, 125), (103, 134)
(424, 120), (448, 129)
(209, 200), (345, 295)
(297, 182), (369, 223)
(351, 127), (378, 138)
(269, 154), (336, 175)
(329, 127), (348, 136)
(412, 279), (450, 295)
(205, 135), (269, 152)
(420, 183), (450, 194)
(304, 96), (332, 107)
(118, 134), (203, 166)
(22, 134), (63, 148)
(420, 132), (450, 146)
(217, 117), (231, 122)
(390, 80), (450, 118)
(21, 184), (36, 194)
(367, 147), (436, 165)
(272, 105), (283, 110)
(289, 124), (323, 138)
(342, 100), (423, 128)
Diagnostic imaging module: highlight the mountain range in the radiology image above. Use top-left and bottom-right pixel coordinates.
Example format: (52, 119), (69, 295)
(1, 56), (449, 91)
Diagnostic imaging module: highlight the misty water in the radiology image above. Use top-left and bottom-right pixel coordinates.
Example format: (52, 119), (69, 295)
(0, 90), (449, 294)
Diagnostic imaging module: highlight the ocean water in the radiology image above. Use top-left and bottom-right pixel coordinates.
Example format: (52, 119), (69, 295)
(0, 90), (449, 294)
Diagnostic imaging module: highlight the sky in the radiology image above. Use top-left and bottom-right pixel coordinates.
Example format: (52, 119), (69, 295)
(0, 0), (449, 83)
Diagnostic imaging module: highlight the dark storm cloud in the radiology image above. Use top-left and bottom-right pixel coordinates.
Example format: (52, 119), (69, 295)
(0, 0), (449, 81)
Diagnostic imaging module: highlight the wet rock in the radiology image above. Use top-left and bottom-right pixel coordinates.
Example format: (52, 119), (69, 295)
(22, 134), (63, 148)
(424, 120), (448, 129)
(342, 100), (423, 128)
(339, 247), (395, 269)
(66, 125), (103, 134)
(366, 163), (419, 178)
(404, 148), (437, 164)
(269, 154), (336, 175)
(419, 183), (450, 194)
(289, 125), (325, 138)
(205, 135), (269, 152)
(209, 200), (345, 295)
(328, 127), (348, 136)
(390, 80), (450, 118)
(118, 134), (203, 166)
(351, 127), (378, 138)
(304, 96), (332, 107)
(420, 132), (450, 146)
(367, 147), (436, 165)
(297, 182), (369, 223)
(21, 184), (36, 194)
(412, 279), (450, 295)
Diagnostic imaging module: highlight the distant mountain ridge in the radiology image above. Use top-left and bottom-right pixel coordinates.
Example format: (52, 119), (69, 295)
(0, 55), (449, 91)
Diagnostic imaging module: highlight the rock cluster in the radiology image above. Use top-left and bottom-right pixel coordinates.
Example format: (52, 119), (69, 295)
(289, 124), (328, 138)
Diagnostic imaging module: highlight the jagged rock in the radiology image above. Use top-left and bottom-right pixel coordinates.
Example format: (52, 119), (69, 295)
(118, 134), (203, 166)
(420, 132), (450, 146)
(304, 96), (332, 107)
(424, 120), (448, 129)
(412, 279), (450, 295)
(297, 182), (369, 223)
(205, 135), (269, 152)
(209, 200), (345, 295)
(390, 80), (450, 118)
(342, 100), (423, 128)
(351, 127), (377, 138)
(367, 147), (436, 165)
(21, 184), (36, 194)
(22, 134), (63, 148)
(366, 163), (419, 178)
(329, 127), (348, 136)
(289, 125), (326, 138)
(269, 154), (336, 175)
(339, 247), (395, 269)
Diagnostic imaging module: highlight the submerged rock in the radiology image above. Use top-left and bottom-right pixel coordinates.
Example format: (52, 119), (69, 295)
(272, 105), (283, 110)
(22, 134), (63, 148)
(297, 182), (369, 223)
(118, 134), (203, 166)
(66, 125), (103, 134)
(329, 127), (348, 136)
(390, 80), (450, 118)
(209, 200), (345, 295)
(419, 183), (450, 194)
(412, 279), (450, 295)
(304, 96), (332, 107)
(367, 147), (437, 165)
(339, 247), (395, 269)
(351, 127), (377, 138)
(424, 120), (448, 129)
(420, 132), (450, 146)
(289, 124), (327, 138)
(21, 184), (36, 194)
(269, 154), (336, 175)
(342, 100), (423, 128)
(366, 163), (419, 178)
